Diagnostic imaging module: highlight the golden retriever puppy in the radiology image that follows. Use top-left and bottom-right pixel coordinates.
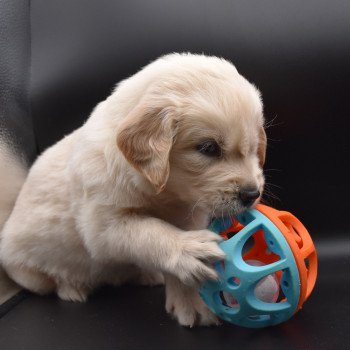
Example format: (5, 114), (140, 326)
(0, 53), (266, 326)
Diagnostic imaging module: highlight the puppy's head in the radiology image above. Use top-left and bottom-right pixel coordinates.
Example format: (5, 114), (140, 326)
(117, 54), (266, 217)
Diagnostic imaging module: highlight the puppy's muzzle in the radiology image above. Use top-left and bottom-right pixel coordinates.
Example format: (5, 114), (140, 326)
(239, 186), (260, 207)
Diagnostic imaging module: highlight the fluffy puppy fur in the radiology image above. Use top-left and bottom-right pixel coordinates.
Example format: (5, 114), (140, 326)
(0, 53), (266, 326)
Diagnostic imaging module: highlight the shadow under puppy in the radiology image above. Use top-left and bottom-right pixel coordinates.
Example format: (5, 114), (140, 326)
(0, 53), (266, 327)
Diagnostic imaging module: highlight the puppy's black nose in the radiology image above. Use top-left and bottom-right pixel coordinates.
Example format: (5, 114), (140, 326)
(239, 187), (260, 207)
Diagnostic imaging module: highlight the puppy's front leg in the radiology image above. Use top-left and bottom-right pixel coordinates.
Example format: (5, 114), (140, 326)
(165, 274), (220, 327)
(82, 209), (224, 288)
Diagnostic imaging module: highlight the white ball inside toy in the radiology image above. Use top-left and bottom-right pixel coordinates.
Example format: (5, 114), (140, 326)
(246, 260), (280, 303)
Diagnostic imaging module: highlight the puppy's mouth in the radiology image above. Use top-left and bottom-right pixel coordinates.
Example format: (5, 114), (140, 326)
(193, 186), (263, 221)
(210, 202), (245, 219)
(210, 196), (261, 219)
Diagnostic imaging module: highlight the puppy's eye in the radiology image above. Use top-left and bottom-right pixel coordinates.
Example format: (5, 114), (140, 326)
(196, 141), (222, 158)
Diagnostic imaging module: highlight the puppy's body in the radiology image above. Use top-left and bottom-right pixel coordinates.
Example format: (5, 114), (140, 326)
(0, 53), (265, 326)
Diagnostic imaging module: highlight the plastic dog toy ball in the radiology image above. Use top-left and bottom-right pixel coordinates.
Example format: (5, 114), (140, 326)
(199, 204), (318, 328)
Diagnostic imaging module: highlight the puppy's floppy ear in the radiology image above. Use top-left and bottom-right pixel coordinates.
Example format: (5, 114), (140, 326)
(258, 127), (267, 167)
(117, 102), (176, 194)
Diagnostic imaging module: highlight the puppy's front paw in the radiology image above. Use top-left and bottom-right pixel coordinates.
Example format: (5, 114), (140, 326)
(170, 230), (225, 286)
(166, 286), (220, 327)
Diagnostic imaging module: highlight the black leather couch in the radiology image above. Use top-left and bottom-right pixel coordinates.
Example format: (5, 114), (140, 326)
(1, 1), (350, 349)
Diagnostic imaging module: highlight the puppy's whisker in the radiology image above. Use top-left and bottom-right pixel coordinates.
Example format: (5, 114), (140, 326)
(263, 168), (282, 173)
(210, 200), (220, 221)
(262, 188), (281, 204)
(209, 203), (216, 220)
(228, 210), (236, 224)
(264, 185), (281, 196)
(261, 196), (278, 206)
(264, 115), (278, 128)
(264, 115), (283, 129)
(264, 184), (282, 194)
(266, 137), (281, 143)
(263, 193), (280, 201)
(264, 182), (283, 190)
(188, 194), (207, 222)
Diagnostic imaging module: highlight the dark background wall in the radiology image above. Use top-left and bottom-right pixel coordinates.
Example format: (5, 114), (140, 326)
(0, 0), (36, 164)
(30, 0), (350, 235)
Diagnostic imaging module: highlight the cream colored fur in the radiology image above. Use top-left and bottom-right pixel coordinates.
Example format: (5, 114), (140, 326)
(0, 53), (265, 326)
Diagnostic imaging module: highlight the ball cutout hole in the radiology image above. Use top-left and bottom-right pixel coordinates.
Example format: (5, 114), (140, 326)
(227, 277), (240, 288)
(304, 257), (310, 269)
(248, 314), (271, 322)
(242, 235), (255, 255)
(219, 291), (239, 309)
(254, 274), (279, 303)
(246, 260), (279, 303)
(214, 260), (225, 276)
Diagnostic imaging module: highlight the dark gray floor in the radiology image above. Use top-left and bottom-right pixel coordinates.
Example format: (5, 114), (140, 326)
(1, 240), (349, 350)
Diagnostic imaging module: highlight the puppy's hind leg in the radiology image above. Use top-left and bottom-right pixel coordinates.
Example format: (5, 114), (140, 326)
(5, 264), (56, 295)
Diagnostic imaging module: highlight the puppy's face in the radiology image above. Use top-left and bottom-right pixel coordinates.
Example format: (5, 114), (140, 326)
(168, 114), (265, 217)
(117, 54), (266, 218)
(166, 82), (265, 217)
